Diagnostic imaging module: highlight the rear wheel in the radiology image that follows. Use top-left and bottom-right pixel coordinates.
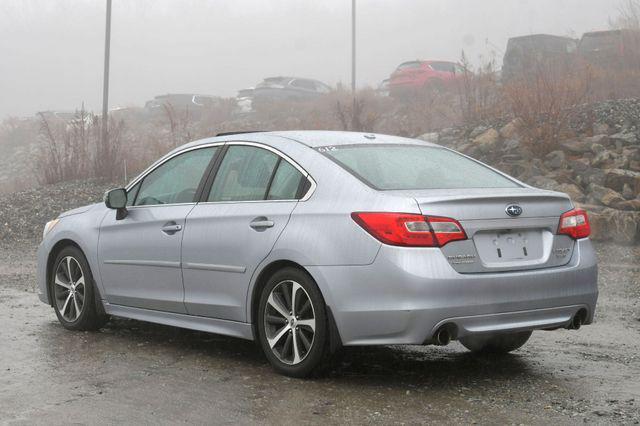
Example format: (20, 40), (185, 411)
(51, 246), (107, 331)
(257, 267), (328, 377)
(459, 331), (532, 354)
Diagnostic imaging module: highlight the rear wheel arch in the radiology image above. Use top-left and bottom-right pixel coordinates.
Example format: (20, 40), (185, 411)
(249, 260), (343, 353)
(250, 260), (309, 339)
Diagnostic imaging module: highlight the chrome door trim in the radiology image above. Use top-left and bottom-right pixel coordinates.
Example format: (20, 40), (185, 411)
(126, 202), (196, 211)
(103, 259), (181, 268)
(182, 262), (247, 274)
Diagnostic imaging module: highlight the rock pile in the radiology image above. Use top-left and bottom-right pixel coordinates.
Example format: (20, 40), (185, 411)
(422, 99), (640, 244)
(0, 179), (115, 246)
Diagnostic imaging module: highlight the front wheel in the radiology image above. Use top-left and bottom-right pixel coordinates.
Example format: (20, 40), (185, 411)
(257, 267), (328, 377)
(51, 246), (108, 331)
(459, 331), (532, 354)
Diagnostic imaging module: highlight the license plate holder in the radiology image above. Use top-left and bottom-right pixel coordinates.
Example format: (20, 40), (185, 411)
(473, 230), (539, 263)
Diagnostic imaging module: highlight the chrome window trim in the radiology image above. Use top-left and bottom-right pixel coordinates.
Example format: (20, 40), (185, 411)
(219, 141), (317, 202)
(123, 140), (316, 208)
(125, 142), (226, 192)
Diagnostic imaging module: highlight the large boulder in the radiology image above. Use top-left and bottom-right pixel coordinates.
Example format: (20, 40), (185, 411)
(610, 132), (638, 146)
(473, 128), (500, 154)
(499, 118), (524, 140)
(575, 165), (606, 188)
(604, 169), (640, 196)
(587, 183), (626, 207)
(561, 139), (592, 155)
(553, 183), (585, 202)
(417, 132), (439, 143)
(613, 199), (640, 211)
(545, 150), (566, 169)
(590, 150), (616, 168)
(586, 207), (640, 244)
(469, 125), (489, 139)
(584, 134), (611, 146)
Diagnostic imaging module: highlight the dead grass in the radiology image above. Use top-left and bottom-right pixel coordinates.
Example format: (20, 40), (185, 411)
(503, 64), (593, 156)
(35, 107), (125, 184)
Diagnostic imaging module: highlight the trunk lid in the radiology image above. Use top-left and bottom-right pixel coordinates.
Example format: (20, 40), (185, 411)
(390, 187), (576, 273)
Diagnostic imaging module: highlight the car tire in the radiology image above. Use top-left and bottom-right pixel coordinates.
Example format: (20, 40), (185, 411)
(257, 267), (328, 378)
(50, 246), (108, 331)
(459, 331), (532, 354)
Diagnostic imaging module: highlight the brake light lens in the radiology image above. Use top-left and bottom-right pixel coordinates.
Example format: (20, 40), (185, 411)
(558, 209), (591, 239)
(351, 212), (467, 247)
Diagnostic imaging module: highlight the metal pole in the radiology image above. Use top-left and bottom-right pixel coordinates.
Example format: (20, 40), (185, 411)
(101, 0), (112, 152)
(351, 0), (356, 92)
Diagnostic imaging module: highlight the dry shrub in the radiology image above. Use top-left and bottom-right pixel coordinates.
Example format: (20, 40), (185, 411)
(503, 64), (592, 156)
(611, 0), (640, 30)
(35, 107), (124, 184)
(455, 52), (505, 127)
(334, 89), (382, 132)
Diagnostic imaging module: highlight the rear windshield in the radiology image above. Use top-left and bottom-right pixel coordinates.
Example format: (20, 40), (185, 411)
(319, 144), (520, 190)
(580, 33), (620, 51)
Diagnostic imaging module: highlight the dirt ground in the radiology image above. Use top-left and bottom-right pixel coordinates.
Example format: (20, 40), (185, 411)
(0, 242), (639, 425)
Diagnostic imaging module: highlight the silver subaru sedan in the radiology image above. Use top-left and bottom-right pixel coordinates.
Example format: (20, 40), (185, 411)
(37, 131), (598, 377)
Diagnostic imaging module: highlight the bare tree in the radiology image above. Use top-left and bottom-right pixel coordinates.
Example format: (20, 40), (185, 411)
(610, 0), (640, 30)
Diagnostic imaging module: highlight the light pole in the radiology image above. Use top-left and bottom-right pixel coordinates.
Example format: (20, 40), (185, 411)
(101, 0), (112, 152)
(351, 0), (356, 93)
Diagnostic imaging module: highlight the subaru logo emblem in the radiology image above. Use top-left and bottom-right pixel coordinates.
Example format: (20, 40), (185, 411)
(505, 204), (523, 217)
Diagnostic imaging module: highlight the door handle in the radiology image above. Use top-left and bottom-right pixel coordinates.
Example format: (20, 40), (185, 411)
(249, 217), (274, 230)
(161, 222), (183, 235)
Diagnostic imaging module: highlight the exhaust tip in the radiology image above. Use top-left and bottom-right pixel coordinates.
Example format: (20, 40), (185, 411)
(434, 326), (453, 346)
(570, 309), (587, 330)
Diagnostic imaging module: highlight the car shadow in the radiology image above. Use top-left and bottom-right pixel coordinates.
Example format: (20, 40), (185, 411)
(44, 316), (535, 388)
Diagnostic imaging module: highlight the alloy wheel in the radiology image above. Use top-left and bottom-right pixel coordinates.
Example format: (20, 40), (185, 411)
(53, 256), (85, 322)
(263, 280), (316, 365)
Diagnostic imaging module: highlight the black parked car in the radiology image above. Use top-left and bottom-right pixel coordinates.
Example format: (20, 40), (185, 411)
(502, 34), (578, 82)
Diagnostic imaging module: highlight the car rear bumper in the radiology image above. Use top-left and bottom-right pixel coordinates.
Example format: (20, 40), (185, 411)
(307, 238), (598, 346)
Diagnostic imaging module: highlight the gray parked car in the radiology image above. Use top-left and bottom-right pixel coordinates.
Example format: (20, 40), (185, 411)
(37, 131), (598, 377)
(252, 77), (331, 104)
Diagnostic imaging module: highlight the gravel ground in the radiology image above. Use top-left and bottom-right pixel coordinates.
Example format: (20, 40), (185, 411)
(0, 241), (639, 425)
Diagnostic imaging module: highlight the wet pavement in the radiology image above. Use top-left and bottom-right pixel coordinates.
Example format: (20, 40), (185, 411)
(1, 243), (639, 425)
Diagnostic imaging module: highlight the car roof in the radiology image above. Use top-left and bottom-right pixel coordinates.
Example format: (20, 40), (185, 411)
(266, 131), (437, 147)
(509, 34), (575, 42)
(183, 130), (438, 150)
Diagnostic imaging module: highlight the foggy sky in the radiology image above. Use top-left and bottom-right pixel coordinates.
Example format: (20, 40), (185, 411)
(0, 0), (622, 119)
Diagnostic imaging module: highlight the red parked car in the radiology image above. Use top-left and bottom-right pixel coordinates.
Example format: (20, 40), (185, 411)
(388, 60), (466, 95)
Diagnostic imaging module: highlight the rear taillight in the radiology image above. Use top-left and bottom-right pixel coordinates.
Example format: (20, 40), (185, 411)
(558, 209), (591, 239)
(351, 212), (467, 247)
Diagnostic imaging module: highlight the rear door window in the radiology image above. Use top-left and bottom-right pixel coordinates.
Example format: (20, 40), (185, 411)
(267, 160), (304, 200)
(429, 62), (456, 73)
(208, 146), (279, 202)
(397, 61), (422, 70)
(290, 79), (317, 90)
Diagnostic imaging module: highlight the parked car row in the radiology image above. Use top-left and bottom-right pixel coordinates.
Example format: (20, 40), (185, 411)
(502, 29), (640, 82)
(40, 29), (640, 120)
(383, 29), (640, 97)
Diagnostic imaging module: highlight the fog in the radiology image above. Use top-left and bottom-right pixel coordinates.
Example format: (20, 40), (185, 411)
(0, 0), (620, 119)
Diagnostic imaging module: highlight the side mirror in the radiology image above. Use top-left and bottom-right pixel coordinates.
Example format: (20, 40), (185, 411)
(104, 188), (128, 220)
